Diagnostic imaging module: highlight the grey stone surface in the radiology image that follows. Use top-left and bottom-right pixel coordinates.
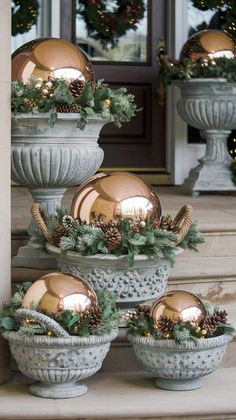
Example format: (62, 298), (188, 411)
(46, 243), (174, 307)
(127, 333), (232, 391)
(176, 79), (236, 194)
(3, 328), (117, 399)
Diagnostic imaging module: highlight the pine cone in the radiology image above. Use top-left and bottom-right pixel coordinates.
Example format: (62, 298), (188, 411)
(56, 103), (79, 113)
(160, 215), (179, 233)
(214, 310), (227, 324)
(62, 214), (75, 229)
(52, 225), (69, 246)
(68, 79), (85, 98)
(88, 306), (103, 329)
(156, 315), (174, 333)
(104, 227), (122, 250)
(136, 305), (151, 318)
(201, 310), (228, 335)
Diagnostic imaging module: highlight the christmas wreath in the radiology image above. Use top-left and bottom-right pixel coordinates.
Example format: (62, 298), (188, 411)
(78, 0), (146, 48)
(12, 0), (39, 36)
(191, 0), (236, 38)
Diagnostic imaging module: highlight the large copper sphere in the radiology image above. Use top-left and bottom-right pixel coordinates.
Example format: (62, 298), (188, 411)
(71, 171), (162, 225)
(12, 38), (95, 82)
(151, 290), (207, 325)
(22, 272), (97, 314)
(180, 30), (236, 62)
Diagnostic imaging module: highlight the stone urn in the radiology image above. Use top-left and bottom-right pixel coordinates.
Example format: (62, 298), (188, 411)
(176, 79), (236, 195)
(3, 308), (117, 399)
(12, 113), (109, 268)
(32, 203), (192, 309)
(127, 332), (232, 391)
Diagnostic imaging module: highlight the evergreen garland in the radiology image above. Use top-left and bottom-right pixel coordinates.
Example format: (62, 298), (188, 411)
(35, 208), (204, 268)
(0, 285), (120, 337)
(11, 78), (138, 130)
(78, 0), (145, 49)
(126, 303), (235, 341)
(12, 0), (39, 36)
(159, 57), (236, 86)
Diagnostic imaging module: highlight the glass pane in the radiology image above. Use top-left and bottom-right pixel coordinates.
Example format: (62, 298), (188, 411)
(75, 0), (148, 63)
(188, 1), (219, 38)
(11, 0), (42, 53)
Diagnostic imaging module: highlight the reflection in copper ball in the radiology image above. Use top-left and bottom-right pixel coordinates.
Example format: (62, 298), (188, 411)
(12, 38), (95, 82)
(71, 171), (162, 225)
(151, 290), (207, 325)
(22, 272), (97, 314)
(180, 30), (236, 62)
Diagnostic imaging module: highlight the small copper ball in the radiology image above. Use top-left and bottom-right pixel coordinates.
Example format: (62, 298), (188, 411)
(180, 29), (236, 62)
(71, 171), (162, 226)
(151, 290), (207, 325)
(22, 272), (97, 314)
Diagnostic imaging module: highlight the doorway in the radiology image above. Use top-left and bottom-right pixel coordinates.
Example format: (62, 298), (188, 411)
(60, 0), (170, 184)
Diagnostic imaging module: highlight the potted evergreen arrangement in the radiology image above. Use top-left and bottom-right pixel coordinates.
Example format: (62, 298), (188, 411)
(126, 291), (235, 391)
(0, 276), (120, 399)
(31, 202), (204, 308)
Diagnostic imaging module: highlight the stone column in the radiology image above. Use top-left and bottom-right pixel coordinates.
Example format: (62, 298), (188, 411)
(0, 0), (11, 383)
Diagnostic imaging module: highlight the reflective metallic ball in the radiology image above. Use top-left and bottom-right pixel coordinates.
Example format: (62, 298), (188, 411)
(22, 272), (97, 314)
(151, 290), (207, 325)
(71, 171), (162, 225)
(180, 30), (236, 62)
(12, 38), (95, 82)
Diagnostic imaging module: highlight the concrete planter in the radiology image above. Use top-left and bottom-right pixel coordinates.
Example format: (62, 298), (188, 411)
(12, 113), (109, 268)
(3, 309), (117, 399)
(46, 243), (182, 308)
(176, 79), (236, 195)
(127, 332), (232, 391)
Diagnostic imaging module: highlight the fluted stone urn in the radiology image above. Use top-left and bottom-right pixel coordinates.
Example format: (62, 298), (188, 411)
(12, 113), (109, 268)
(176, 79), (236, 195)
(127, 332), (232, 391)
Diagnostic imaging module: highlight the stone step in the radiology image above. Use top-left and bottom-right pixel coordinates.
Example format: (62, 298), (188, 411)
(1, 368), (236, 419)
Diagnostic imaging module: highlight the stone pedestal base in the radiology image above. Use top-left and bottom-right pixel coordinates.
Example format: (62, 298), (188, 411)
(12, 243), (57, 269)
(184, 130), (236, 196)
(184, 161), (236, 196)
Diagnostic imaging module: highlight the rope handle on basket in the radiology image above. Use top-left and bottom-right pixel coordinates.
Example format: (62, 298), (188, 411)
(16, 308), (70, 338)
(173, 204), (193, 246)
(31, 203), (53, 244)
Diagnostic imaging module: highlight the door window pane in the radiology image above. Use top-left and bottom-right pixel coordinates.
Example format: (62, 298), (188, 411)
(75, 0), (148, 63)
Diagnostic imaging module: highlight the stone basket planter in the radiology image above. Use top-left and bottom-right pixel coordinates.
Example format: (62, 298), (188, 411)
(127, 332), (232, 391)
(3, 309), (117, 399)
(32, 204), (192, 308)
(12, 113), (109, 269)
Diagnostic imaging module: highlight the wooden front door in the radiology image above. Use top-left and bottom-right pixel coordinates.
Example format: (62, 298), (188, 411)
(60, 0), (169, 184)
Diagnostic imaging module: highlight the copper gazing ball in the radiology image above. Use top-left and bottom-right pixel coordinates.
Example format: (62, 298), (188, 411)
(22, 272), (97, 314)
(12, 38), (95, 82)
(180, 30), (236, 62)
(151, 290), (207, 325)
(71, 171), (162, 225)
